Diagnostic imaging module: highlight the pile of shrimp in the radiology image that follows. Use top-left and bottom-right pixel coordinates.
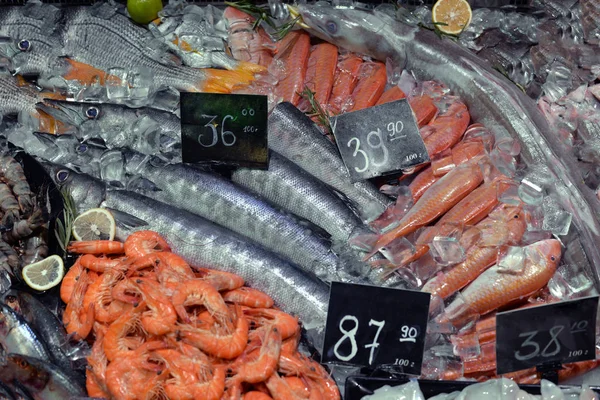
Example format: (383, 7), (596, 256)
(60, 230), (340, 400)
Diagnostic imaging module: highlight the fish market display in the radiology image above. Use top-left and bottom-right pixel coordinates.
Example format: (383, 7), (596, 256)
(64, 232), (340, 399)
(0, 0), (600, 398)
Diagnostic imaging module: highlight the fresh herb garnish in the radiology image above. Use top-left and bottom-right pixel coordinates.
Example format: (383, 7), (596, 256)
(298, 86), (333, 135)
(55, 188), (77, 255)
(225, 0), (298, 40)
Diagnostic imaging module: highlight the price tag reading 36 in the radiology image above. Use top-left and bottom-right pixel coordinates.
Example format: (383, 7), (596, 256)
(332, 99), (429, 182)
(322, 282), (431, 375)
(180, 93), (268, 168)
(496, 296), (599, 375)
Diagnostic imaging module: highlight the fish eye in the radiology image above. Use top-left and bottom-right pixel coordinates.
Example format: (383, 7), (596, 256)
(514, 214), (519, 218)
(325, 21), (337, 34)
(17, 40), (31, 52)
(85, 106), (99, 119)
(550, 255), (556, 261)
(56, 169), (70, 183)
(76, 144), (88, 154)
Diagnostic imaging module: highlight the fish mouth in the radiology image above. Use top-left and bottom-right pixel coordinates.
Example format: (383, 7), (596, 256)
(286, 5), (311, 29)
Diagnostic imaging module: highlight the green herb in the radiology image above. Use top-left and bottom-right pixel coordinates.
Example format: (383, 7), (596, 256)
(418, 21), (463, 41)
(224, 0), (298, 40)
(55, 188), (77, 255)
(298, 87), (333, 135)
(492, 64), (527, 94)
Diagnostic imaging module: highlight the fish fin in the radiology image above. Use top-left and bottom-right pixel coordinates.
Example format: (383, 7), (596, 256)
(126, 176), (162, 193)
(107, 208), (149, 230)
(61, 58), (110, 86)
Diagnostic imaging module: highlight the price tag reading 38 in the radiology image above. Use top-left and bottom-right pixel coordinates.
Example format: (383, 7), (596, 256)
(496, 296), (599, 375)
(332, 99), (429, 182)
(322, 282), (431, 375)
(180, 93), (268, 168)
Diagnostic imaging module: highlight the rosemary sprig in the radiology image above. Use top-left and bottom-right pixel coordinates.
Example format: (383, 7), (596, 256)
(55, 188), (77, 255)
(298, 86), (333, 135)
(224, 0), (298, 40)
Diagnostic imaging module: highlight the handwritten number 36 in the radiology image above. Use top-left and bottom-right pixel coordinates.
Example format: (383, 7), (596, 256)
(200, 115), (236, 147)
(347, 129), (389, 173)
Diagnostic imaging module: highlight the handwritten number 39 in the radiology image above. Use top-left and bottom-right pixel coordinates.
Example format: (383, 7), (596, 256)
(347, 129), (389, 173)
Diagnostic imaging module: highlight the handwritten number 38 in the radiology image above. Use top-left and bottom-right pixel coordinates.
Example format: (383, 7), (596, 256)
(347, 129), (389, 173)
(514, 326), (563, 361)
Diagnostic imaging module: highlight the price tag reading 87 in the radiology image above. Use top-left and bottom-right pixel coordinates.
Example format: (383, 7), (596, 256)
(322, 282), (431, 375)
(332, 99), (429, 182)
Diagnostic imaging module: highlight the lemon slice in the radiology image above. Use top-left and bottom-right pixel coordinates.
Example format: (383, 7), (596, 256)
(72, 208), (116, 241)
(22, 255), (65, 291)
(432, 0), (472, 35)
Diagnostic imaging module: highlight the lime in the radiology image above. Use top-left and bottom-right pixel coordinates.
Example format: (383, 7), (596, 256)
(22, 255), (65, 291)
(72, 208), (116, 242)
(127, 0), (163, 25)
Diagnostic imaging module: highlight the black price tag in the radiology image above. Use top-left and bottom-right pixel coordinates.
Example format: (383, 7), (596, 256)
(180, 93), (268, 168)
(496, 296), (599, 375)
(322, 282), (431, 375)
(332, 99), (429, 182)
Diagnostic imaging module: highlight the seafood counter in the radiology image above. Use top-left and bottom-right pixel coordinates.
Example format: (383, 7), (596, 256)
(0, 0), (599, 399)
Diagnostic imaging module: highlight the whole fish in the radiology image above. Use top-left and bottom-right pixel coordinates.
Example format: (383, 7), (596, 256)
(43, 163), (330, 351)
(2, 291), (72, 372)
(118, 149), (352, 283)
(292, 3), (600, 285)
(0, 354), (86, 400)
(0, 303), (50, 361)
(232, 151), (368, 243)
(268, 102), (392, 221)
(441, 239), (562, 325)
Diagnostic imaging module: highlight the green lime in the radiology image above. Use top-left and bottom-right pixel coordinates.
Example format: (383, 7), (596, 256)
(127, 0), (163, 25)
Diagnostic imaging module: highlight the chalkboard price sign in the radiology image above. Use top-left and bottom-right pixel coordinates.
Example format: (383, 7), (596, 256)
(496, 296), (599, 375)
(322, 282), (431, 375)
(332, 99), (429, 182)
(180, 93), (268, 168)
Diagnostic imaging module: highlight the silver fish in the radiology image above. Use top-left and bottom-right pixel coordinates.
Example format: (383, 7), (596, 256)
(0, 303), (50, 361)
(0, 71), (42, 120)
(0, 354), (85, 400)
(292, 3), (600, 285)
(3, 291), (71, 373)
(268, 102), (392, 222)
(35, 100), (181, 160)
(232, 151), (368, 243)
(44, 163), (330, 350)
(120, 150), (355, 283)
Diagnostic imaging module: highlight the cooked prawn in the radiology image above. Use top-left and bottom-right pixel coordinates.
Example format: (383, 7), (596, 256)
(223, 287), (274, 308)
(195, 268), (245, 291)
(103, 302), (147, 362)
(60, 259), (84, 304)
(244, 308), (299, 340)
(230, 326), (282, 384)
(172, 279), (232, 326)
(62, 270), (95, 340)
(68, 240), (125, 255)
(244, 392), (274, 400)
(124, 230), (171, 259)
(79, 254), (125, 273)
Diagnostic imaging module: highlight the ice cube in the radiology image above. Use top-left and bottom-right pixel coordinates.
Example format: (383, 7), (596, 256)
(518, 178), (545, 205)
(497, 246), (526, 274)
(128, 67), (153, 101)
(348, 233), (379, 253)
(524, 204), (545, 232)
(541, 196), (572, 235)
(379, 237), (416, 266)
(100, 149), (125, 184)
(451, 333), (481, 361)
(106, 68), (129, 101)
(430, 237), (465, 266)
(521, 230), (552, 245)
(498, 180), (521, 205)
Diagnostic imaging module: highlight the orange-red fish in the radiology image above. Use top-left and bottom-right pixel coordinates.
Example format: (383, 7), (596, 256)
(328, 54), (363, 114)
(272, 31), (311, 105)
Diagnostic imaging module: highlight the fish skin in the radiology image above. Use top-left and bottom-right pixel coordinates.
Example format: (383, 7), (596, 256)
(295, 3), (600, 286)
(302, 43), (339, 106)
(117, 149), (348, 283)
(375, 86), (406, 106)
(328, 53), (363, 114)
(268, 102), (392, 221)
(422, 204), (526, 300)
(422, 101), (470, 158)
(0, 354), (86, 399)
(348, 61), (387, 112)
(442, 239), (562, 324)
(0, 381), (16, 400)
(0, 303), (50, 362)
(42, 164), (330, 350)
(273, 31), (311, 105)
(0, 72), (43, 119)
(371, 160), (484, 253)
(232, 151), (368, 243)
(3, 291), (72, 373)
(408, 165), (439, 202)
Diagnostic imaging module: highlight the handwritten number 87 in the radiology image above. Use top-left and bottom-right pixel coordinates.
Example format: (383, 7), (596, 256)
(347, 129), (389, 173)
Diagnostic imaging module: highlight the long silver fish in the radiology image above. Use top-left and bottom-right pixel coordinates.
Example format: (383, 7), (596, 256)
(0, 72), (43, 120)
(268, 102), (392, 222)
(0, 354), (85, 400)
(0, 303), (50, 361)
(232, 151), (368, 242)
(292, 3), (600, 285)
(44, 164), (330, 350)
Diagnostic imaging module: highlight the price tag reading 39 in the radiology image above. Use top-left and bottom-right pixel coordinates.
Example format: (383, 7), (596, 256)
(332, 99), (429, 182)
(180, 93), (268, 168)
(322, 282), (431, 375)
(496, 296), (599, 375)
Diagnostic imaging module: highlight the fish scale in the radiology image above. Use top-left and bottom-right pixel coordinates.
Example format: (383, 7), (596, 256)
(0, 73), (41, 119)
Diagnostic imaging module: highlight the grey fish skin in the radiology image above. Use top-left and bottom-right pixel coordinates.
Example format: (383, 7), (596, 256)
(294, 4), (600, 286)
(268, 102), (392, 222)
(0, 354), (85, 400)
(0, 303), (50, 362)
(0, 381), (16, 400)
(232, 151), (369, 243)
(3, 291), (72, 373)
(43, 164), (330, 350)
(121, 150), (345, 283)
(0, 72), (43, 120)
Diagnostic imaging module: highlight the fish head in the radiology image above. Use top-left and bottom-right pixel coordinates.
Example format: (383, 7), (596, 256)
(5, 354), (49, 388)
(292, 3), (404, 63)
(0, 303), (18, 339)
(530, 239), (562, 267)
(41, 162), (105, 212)
(32, 132), (104, 170)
